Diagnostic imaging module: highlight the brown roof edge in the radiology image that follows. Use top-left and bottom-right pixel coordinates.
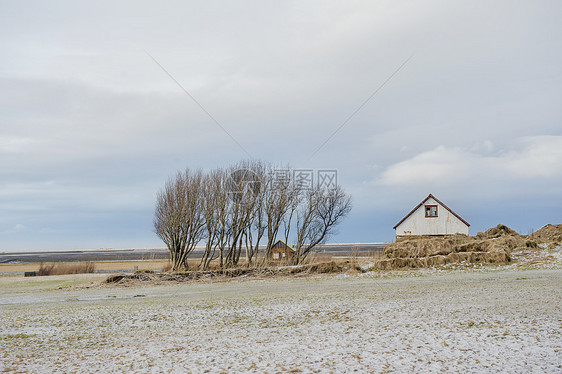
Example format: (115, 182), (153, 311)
(393, 193), (470, 229)
(273, 239), (295, 251)
(429, 194), (470, 227)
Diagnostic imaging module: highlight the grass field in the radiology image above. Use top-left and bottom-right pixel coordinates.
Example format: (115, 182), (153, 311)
(0, 253), (370, 275)
(1, 266), (561, 373)
(0, 260), (170, 275)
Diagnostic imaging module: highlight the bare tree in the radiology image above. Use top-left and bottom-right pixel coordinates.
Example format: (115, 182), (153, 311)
(154, 161), (352, 270)
(154, 169), (206, 271)
(291, 185), (352, 264)
(242, 161), (268, 266)
(200, 169), (230, 270)
(224, 161), (262, 268)
(262, 170), (297, 265)
(282, 182), (301, 255)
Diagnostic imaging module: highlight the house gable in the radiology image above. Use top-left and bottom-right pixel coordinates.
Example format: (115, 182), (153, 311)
(269, 240), (295, 260)
(393, 194), (469, 236)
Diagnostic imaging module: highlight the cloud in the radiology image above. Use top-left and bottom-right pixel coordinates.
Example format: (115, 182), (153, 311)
(1, 1), (561, 249)
(378, 145), (471, 186)
(378, 135), (562, 186)
(500, 136), (562, 178)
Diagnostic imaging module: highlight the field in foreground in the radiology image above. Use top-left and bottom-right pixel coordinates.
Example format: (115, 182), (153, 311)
(1, 268), (561, 373)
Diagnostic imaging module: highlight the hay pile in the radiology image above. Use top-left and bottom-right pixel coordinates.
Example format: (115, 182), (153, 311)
(477, 224), (519, 238)
(529, 224), (562, 246)
(375, 224), (527, 270)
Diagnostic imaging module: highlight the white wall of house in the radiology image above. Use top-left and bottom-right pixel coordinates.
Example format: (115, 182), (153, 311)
(395, 197), (469, 236)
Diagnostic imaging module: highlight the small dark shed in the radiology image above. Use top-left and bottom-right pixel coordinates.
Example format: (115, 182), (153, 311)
(269, 240), (295, 260)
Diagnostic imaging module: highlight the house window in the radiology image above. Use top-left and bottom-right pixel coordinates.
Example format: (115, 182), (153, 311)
(425, 205), (438, 217)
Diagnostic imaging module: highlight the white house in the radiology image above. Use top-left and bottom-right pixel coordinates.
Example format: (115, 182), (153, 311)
(393, 194), (470, 237)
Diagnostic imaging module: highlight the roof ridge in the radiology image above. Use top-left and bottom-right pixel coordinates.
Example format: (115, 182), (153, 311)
(393, 194), (470, 229)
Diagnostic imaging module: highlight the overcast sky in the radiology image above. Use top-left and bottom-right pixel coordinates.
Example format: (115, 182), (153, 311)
(1, 0), (561, 251)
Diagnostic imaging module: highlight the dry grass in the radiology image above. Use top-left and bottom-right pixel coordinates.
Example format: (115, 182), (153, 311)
(529, 224), (562, 245)
(160, 262), (172, 272)
(306, 253), (336, 264)
(477, 224), (520, 238)
(37, 262), (96, 276)
(377, 225), (532, 270)
(105, 260), (349, 284)
(384, 234), (515, 259)
(370, 250), (385, 260)
(0, 260), (171, 276)
(372, 251), (512, 270)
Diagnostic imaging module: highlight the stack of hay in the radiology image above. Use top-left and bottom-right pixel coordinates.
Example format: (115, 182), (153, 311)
(374, 224), (527, 270)
(528, 224), (562, 249)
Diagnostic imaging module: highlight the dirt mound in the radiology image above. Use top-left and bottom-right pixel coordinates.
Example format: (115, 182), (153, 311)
(529, 224), (562, 244)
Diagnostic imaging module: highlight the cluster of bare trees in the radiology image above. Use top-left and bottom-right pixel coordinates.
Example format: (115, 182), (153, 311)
(154, 160), (352, 271)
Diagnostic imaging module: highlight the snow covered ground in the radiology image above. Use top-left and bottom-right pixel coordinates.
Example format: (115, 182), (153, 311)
(1, 267), (561, 373)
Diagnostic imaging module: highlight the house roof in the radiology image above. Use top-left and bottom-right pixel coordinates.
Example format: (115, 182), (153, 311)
(272, 240), (295, 251)
(393, 194), (470, 230)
